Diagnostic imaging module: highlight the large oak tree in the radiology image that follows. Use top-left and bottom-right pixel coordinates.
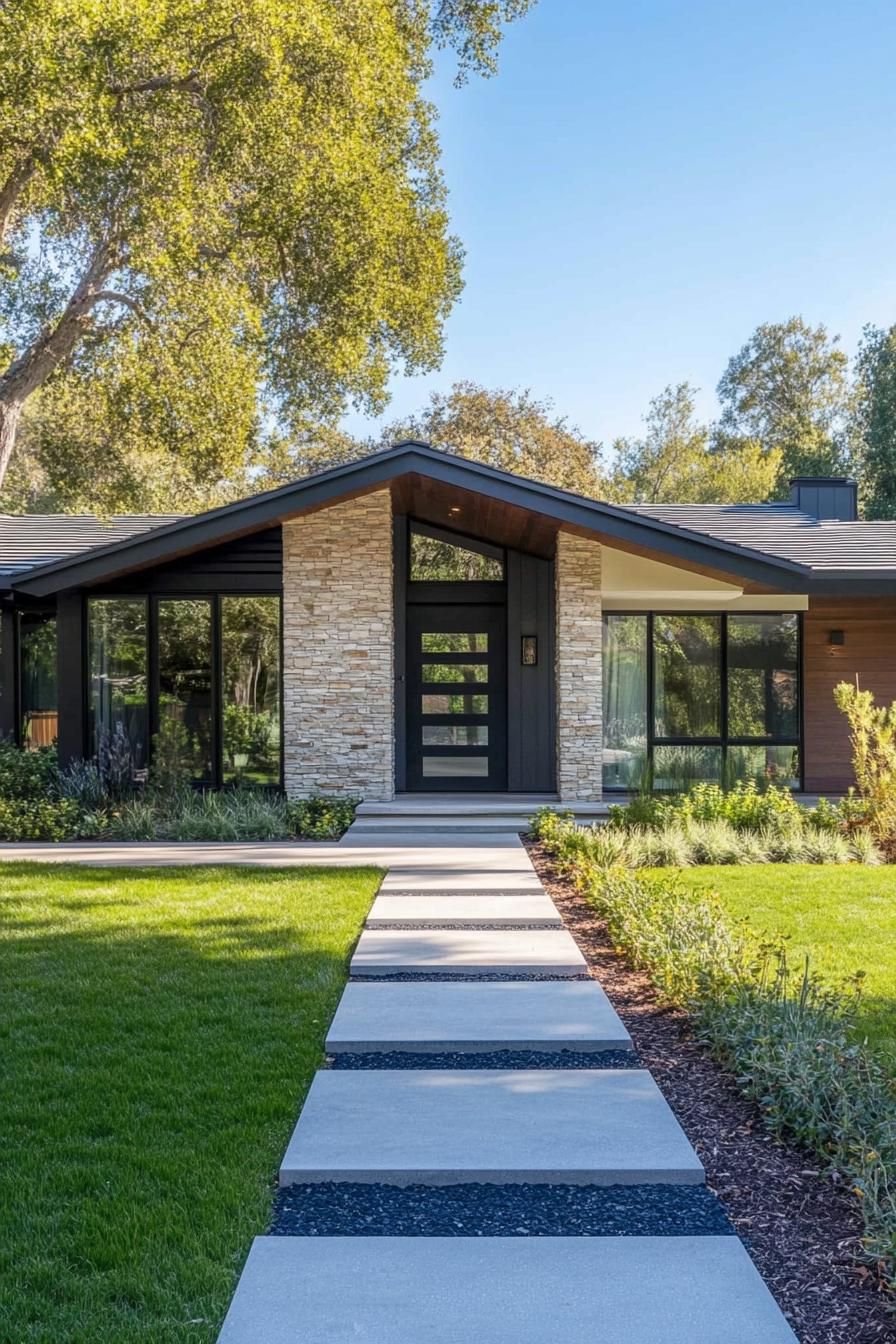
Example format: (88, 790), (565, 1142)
(0, 0), (532, 495)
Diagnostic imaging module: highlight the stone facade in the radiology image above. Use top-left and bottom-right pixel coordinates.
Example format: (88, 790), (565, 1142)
(282, 490), (394, 799)
(555, 531), (603, 801)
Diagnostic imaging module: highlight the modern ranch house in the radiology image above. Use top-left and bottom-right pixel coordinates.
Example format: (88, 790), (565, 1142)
(1, 442), (895, 802)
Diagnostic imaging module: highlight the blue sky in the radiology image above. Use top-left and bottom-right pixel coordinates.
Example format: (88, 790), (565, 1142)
(344, 0), (896, 452)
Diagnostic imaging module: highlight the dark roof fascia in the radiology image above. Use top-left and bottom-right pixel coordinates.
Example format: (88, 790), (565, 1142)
(11, 442), (814, 596)
(804, 573), (896, 596)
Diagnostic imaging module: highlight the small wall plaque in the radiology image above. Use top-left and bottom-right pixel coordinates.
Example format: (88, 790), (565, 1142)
(521, 635), (538, 666)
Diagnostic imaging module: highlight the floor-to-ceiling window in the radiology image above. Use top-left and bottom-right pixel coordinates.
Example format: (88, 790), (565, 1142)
(19, 612), (58, 749)
(87, 598), (149, 775)
(602, 612), (801, 790)
(157, 598), (214, 784)
(86, 593), (281, 787)
(221, 596), (281, 786)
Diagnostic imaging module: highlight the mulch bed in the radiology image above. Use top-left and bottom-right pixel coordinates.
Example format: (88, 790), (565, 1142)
(525, 839), (896, 1344)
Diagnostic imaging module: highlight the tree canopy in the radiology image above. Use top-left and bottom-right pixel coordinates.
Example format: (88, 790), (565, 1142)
(0, 0), (533, 496)
(272, 380), (605, 495)
(609, 383), (781, 505)
(716, 317), (853, 492)
(853, 324), (896, 520)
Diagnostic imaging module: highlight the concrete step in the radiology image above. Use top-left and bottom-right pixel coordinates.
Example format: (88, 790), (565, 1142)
(364, 892), (562, 928)
(348, 798), (613, 835)
(325, 981), (633, 1054)
(351, 927), (588, 978)
(348, 816), (539, 834)
(278, 1069), (703, 1186)
(219, 1237), (798, 1343)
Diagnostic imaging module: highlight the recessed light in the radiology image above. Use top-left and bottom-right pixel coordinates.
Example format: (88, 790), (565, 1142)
(449, 506), (461, 515)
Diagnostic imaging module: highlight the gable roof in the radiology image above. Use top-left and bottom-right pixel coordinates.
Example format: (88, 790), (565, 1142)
(0, 513), (184, 583)
(2, 442), (895, 597)
(628, 503), (896, 572)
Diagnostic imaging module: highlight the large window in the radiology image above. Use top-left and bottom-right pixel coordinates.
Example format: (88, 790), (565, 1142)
(221, 596), (281, 786)
(87, 594), (281, 788)
(158, 599), (214, 784)
(602, 612), (800, 790)
(88, 598), (149, 773)
(19, 612), (57, 749)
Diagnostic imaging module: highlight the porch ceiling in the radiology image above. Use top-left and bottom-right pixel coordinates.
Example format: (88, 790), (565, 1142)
(390, 473), (559, 558)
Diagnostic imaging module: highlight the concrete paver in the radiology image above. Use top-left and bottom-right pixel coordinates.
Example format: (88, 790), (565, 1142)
(218, 1236), (799, 1343)
(325, 980), (632, 1053)
(279, 1068), (704, 1186)
(350, 927), (588, 977)
(364, 892), (561, 927)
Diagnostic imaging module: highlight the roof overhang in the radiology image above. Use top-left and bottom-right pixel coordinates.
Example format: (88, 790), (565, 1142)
(10, 442), (820, 597)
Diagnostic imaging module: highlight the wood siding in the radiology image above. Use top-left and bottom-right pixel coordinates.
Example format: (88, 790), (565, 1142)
(803, 597), (896, 792)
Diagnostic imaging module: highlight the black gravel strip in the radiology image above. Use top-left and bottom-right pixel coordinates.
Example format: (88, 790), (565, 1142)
(351, 972), (591, 982)
(329, 1048), (640, 1069)
(272, 1181), (733, 1238)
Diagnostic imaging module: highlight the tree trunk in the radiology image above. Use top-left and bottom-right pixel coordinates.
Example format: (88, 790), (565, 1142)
(0, 237), (118, 494)
(0, 400), (22, 490)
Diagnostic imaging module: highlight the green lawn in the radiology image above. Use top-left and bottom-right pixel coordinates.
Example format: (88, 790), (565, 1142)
(0, 862), (382, 1344)
(661, 865), (896, 1059)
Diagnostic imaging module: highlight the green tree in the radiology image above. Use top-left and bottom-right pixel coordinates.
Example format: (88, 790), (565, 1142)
(853, 324), (896, 520)
(716, 317), (852, 492)
(384, 381), (605, 493)
(610, 383), (781, 504)
(0, 1), (532, 497)
(272, 380), (604, 494)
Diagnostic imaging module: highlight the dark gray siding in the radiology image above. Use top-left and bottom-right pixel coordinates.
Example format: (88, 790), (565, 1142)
(94, 527), (283, 594)
(506, 551), (555, 792)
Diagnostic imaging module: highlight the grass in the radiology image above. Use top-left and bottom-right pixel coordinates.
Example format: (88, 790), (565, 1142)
(0, 861), (383, 1344)
(656, 865), (896, 1059)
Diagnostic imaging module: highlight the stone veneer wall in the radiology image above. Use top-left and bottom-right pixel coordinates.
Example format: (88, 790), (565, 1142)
(282, 490), (394, 799)
(555, 531), (603, 801)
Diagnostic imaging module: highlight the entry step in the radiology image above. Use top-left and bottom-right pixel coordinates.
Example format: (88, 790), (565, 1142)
(218, 1236), (798, 1343)
(351, 927), (588, 977)
(326, 981), (633, 1053)
(279, 1068), (703, 1186)
(365, 892), (562, 928)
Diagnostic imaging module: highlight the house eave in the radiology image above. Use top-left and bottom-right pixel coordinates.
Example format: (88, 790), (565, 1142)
(9, 442), (818, 597)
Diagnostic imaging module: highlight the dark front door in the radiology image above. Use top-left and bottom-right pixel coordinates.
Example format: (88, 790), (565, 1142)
(406, 604), (507, 791)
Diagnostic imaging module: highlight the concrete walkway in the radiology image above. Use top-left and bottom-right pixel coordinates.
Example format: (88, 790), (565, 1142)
(212, 833), (798, 1341)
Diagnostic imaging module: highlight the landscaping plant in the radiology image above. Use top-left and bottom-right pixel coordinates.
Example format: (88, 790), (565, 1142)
(834, 681), (896, 845)
(531, 808), (896, 1287)
(0, 740), (359, 841)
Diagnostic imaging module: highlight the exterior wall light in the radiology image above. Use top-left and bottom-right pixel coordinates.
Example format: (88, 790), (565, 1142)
(521, 635), (538, 666)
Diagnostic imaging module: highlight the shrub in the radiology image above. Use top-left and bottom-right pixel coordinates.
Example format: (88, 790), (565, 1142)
(57, 757), (107, 810)
(148, 719), (193, 797)
(834, 681), (896, 842)
(0, 741), (60, 801)
(287, 794), (359, 840)
(0, 797), (83, 841)
(97, 723), (137, 800)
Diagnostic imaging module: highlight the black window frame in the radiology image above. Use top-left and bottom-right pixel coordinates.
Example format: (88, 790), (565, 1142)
(84, 590), (284, 790)
(603, 610), (803, 791)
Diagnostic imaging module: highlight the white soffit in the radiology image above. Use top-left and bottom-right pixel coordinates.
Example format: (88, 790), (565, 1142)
(600, 546), (808, 611)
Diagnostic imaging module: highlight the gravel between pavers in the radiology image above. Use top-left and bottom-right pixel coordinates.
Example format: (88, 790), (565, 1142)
(328, 1048), (639, 1069)
(272, 1181), (731, 1238)
(526, 839), (896, 1344)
